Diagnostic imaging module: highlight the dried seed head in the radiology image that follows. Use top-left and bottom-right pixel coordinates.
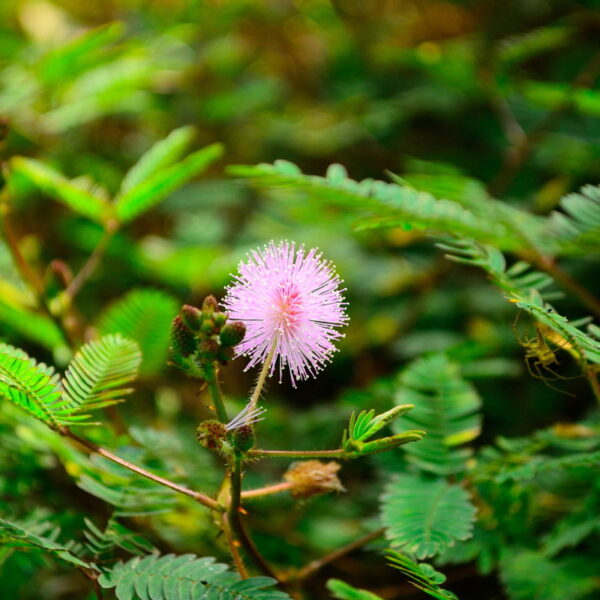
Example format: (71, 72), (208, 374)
(284, 460), (345, 499)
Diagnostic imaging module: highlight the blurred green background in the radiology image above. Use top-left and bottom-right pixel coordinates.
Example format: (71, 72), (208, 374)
(1, 0), (600, 598)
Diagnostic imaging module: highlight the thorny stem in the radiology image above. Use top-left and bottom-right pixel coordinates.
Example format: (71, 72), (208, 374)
(249, 340), (277, 408)
(293, 527), (385, 583)
(227, 458), (250, 578)
(241, 481), (293, 500)
(204, 362), (228, 422)
(249, 448), (346, 459)
(66, 221), (117, 300)
(62, 428), (221, 512)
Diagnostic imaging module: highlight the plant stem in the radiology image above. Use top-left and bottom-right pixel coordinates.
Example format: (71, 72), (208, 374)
(62, 428), (221, 511)
(294, 527), (385, 582)
(249, 340), (277, 408)
(249, 448), (346, 459)
(527, 253), (600, 319)
(66, 221), (117, 300)
(0, 195), (73, 345)
(241, 481), (293, 500)
(204, 363), (228, 422)
(222, 512), (248, 578)
(227, 458), (249, 578)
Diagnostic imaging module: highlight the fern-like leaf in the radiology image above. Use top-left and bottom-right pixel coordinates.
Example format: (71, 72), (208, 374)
(98, 553), (291, 599)
(9, 156), (110, 224)
(381, 473), (476, 559)
(544, 185), (600, 254)
(62, 334), (141, 413)
(327, 579), (384, 600)
(119, 126), (197, 194)
(393, 353), (482, 476)
(0, 517), (92, 569)
(115, 143), (223, 223)
(0, 348), (68, 429)
(98, 289), (178, 375)
(230, 161), (516, 245)
(386, 551), (459, 600)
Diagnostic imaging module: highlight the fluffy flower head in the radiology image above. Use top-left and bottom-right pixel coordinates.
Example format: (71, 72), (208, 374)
(222, 240), (348, 386)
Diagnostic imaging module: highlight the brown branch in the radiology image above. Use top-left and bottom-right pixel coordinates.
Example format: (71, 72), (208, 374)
(249, 448), (345, 459)
(241, 481), (293, 500)
(62, 428), (221, 512)
(294, 527), (385, 582)
(488, 49), (600, 197)
(222, 512), (248, 578)
(66, 221), (117, 300)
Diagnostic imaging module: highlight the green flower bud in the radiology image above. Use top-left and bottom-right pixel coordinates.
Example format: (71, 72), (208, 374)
(202, 295), (218, 314)
(213, 311), (228, 329)
(229, 425), (256, 452)
(199, 338), (220, 359)
(219, 322), (246, 347)
(170, 315), (196, 357)
(181, 305), (203, 331)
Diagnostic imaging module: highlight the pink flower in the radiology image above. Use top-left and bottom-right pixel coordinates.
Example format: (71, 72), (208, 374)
(222, 241), (348, 386)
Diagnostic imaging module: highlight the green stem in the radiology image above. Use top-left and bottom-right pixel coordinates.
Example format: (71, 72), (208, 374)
(249, 340), (277, 408)
(204, 363), (228, 422)
(249, 448), (346, 459)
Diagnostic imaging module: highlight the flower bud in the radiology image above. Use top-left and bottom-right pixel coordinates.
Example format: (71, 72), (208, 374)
(219, 322), (246, 347)
(199, 338), (220, 359)
(196, 420), (227, 450)
(181, 305), (203, 331)
(284, 460), (345, 499)
(213, 311), (228, 329)
(170, 315), (196, 357)
(229, 425), (256, 452)
(202, 295), (218, 314)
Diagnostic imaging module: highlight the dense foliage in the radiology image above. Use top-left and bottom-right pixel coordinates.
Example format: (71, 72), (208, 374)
(1, 1), (600, 599)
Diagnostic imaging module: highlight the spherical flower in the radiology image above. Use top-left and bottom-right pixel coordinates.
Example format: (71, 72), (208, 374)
(222, 240), (348, 386)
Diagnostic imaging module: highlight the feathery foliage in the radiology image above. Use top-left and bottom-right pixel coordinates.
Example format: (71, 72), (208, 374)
(393, 353), (482, 476)
(115, 142), (223, 224)
(386, 551), (459, 600)
(231, 161), (516, 245)
(62, 335), (141, 413)
(381, 473), (476, 559)
(98, 289), (178, 375)
(98, 554), (291, 600)
(9, 157), (110, 224)
(327, 579), (384, 600)
(0, 517), (91, 569)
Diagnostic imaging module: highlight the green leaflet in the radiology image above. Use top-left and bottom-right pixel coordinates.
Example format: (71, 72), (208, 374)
(381, 473), (476, 559)
(98, 553), (291, 600)
(9, 157), (110, 224)
(0, 336), (140, 428)
(62, 334), (141, 412)
(394, 353), (482, 476)
(0, 517), (92, 569)
(386, 551), (459, 600)
(98, 289), (178, 375)
(327, 579), (384, 600)
(115, 142), (224, 223)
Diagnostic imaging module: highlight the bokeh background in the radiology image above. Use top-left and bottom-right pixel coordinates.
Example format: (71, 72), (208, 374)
(1, 0), (600, 598)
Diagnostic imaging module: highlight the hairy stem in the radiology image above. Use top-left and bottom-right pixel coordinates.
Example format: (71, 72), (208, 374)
(62, 428), (221, 511)
(66, 221), (117, 300)
(204, 363), (228, 422)
(249, 448), (346, 459)
(294, 527), (385, 582)
(249, 340), (277, 408)
(241, 481), (293, 500)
